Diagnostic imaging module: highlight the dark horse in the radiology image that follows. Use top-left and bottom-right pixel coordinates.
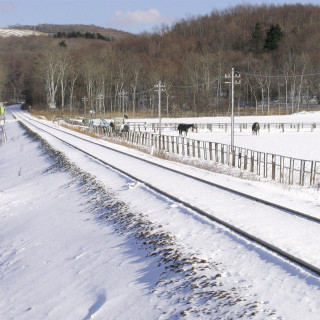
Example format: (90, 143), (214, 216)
(252, 122), (260, 135)
(177, 123), (195, 136)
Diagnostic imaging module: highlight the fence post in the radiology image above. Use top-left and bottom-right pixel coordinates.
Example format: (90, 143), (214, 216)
(244, 151), (247, 170)
(280, 156), (284, 183)
(154, 135), (158, 150)
(250, 151), (254, 173)
(289, 158), (294, 185)
(288, 158), (292, 185)
(310, 161), (314, 186)
(182, 137), (185, 155)
(215, 143), (218, 162)
(171, 136), (175, 153)
(197, 141), (201, 158)
(148, 133), (151, 147)
(176, 136), (179, 154)
(313, 162), (317, 185)
(204, 142), (208, 160)
(232, 149), (236, 167)
(238, 149), (242, 168)
(264, 153), (267, 178)
(187, 140), (190, 157)
(257, 152), (261, 175)
(209, 142), (212, 161)
(272, 154), (276, 180)
(300, 160), (305, 186)
(221, 145), (224, 164)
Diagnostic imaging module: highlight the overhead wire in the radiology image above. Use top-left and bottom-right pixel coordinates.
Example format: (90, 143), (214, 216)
(236, 70), (320, 78)
(90, 70), (320, 100)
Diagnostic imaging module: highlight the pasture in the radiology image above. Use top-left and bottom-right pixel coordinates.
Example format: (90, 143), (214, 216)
(133, 111), (320, 161)
(124, 111), (320, 187)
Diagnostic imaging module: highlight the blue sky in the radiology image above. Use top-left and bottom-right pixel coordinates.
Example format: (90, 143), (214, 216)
(0, 0), (319, 34)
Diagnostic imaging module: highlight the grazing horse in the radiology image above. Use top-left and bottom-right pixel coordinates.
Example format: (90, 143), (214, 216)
(252, 122), (260, 135)
(177, 123), (195, 136)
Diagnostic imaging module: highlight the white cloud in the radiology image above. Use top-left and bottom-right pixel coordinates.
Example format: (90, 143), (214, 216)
(109, 8), (172, 27)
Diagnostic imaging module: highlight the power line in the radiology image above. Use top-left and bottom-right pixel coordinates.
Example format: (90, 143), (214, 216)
(81, 69), (320, 101)
(237, 70), (320, 79)
(171, 75), (225, 88)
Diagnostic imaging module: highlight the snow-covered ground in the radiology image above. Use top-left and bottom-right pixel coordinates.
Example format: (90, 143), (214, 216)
(131, 112), (320, 161)
(0, 28), (45, 38)
(1, 105), (320, 320)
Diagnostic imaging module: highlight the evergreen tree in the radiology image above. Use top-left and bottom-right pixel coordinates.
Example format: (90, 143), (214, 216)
(251, 22), (264, 53)
(263, 24), (284, 51)
(59, 41), (67, 48)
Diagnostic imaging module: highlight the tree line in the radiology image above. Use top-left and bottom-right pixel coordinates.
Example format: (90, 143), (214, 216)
(53, 31), (114, 42)
(2, 4), (320, 118)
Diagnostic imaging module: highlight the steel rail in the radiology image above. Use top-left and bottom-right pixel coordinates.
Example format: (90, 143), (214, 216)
(15, 112), (320, 276)
(15, 112), (320, 224)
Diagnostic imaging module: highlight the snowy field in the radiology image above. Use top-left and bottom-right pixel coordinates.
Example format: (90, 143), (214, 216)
(1, 105), (320, 320)
(133, 111), (320, 161)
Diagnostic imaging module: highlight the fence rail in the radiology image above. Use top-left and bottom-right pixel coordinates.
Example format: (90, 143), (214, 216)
(63, 118), (320, 188)
(127, 121), (320, 134)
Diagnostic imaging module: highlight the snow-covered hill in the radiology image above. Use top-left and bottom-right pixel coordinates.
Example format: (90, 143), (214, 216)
(0, 28), (46, 37)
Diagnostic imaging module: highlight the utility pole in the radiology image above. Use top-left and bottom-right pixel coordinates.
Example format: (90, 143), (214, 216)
(231, 68), (235, 149)
(154, 80), (165, 135)
(121, 90), (126, 118)
(97, 94), (104, 118)
(69, 96), (73, 118)
(224, 68), (240, 149)
(82, 96), (88, 118)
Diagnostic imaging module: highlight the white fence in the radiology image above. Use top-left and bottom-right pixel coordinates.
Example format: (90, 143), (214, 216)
(128, 122), (320, 133)
(63, 118), (320, 188)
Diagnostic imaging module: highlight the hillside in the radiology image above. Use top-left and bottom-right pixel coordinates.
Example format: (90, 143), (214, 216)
(3, 4), (320, 116)
(8, 24), (133, 40)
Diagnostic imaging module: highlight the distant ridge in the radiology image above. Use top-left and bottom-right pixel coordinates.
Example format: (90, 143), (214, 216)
(8, 24), (133, 40)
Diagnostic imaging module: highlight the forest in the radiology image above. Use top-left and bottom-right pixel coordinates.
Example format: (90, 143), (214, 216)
(2, 4), (320, 118)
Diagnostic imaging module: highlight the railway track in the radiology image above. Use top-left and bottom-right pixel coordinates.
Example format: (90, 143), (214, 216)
(15, 111), (320, 277)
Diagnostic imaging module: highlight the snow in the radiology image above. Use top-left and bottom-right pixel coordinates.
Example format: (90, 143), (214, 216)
(131, 113), (320, 160)
(1, 105), (320, 319)
(0, 28), (45, 38)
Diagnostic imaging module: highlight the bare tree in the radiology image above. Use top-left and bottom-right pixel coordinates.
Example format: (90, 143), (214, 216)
(128, 55), (142, 118)
(39, 49), (62, 107)
(0, 63), (8, 101)
(68, 63), (78, 117)
(59, 49), (72, 116)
